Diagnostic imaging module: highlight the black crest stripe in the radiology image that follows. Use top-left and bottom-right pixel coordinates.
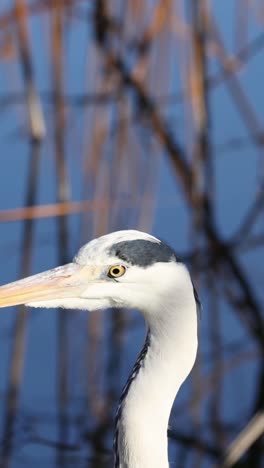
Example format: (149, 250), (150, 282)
(109, 239), (176, 267)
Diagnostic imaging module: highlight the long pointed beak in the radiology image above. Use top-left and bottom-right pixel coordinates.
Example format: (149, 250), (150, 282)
(0, 263), (95, 308)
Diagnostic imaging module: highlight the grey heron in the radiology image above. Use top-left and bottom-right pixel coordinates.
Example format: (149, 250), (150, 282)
(0, 230), (198, 467)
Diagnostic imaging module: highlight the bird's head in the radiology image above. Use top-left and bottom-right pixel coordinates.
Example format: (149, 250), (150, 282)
(0, 230), (194, 316)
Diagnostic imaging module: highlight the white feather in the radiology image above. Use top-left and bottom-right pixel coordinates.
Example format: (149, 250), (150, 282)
(5, 229), (198, 467)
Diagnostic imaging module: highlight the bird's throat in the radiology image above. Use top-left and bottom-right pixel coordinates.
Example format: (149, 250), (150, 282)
(114, 299), (198, 468)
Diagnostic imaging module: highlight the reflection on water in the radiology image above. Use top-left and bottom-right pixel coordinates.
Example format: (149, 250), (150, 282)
(0, 0), (264, 467)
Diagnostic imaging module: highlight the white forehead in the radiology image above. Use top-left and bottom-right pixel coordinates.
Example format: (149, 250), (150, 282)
(74, 230), (160, 266)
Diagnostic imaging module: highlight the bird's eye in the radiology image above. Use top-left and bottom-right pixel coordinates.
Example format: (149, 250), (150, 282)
(108, 265), (126, 278)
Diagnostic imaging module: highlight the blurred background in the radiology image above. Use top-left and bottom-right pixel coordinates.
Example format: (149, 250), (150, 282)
(0, 0), (263, 467)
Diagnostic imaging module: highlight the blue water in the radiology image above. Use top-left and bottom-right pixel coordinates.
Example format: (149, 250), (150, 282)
(0, 1), (263, 466)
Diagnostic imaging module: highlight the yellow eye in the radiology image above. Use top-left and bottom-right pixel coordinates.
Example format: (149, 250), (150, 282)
(108, 265), (126, 278)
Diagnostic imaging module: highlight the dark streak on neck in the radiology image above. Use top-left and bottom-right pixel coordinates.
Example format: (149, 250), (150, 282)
(113, 331), (151, 468)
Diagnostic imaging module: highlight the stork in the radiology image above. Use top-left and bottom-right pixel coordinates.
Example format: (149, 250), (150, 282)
(0, 230), (199, 467)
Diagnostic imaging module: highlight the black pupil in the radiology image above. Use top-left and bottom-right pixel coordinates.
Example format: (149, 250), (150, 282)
(112, 268), (120, 275)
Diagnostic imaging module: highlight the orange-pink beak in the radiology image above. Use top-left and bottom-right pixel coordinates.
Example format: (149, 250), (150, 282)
(0, 263), (98, 308)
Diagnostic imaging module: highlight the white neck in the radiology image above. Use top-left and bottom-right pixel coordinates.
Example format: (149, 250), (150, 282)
(115, 286), (198, 468)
